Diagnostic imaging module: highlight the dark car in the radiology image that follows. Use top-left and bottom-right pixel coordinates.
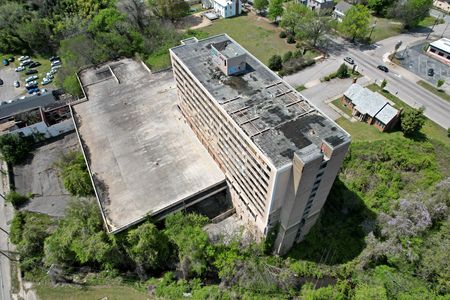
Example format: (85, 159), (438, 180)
(0, 78), (3, 85)
(344, 57), (354, 64)
(28, 62), (41, 68)
(8, 56), (14, 62)
(377, 65), (389, 72)
(25, 69), (38, 75)
(427, 68), (434, 76)
(49, 56), (60, 62)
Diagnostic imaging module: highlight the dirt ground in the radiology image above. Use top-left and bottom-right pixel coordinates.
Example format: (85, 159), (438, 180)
(13, 132), (81, 217)
(175, 11), (212, 31)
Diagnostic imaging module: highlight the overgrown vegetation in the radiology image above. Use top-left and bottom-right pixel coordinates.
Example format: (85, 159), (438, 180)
(5, 191), (29, 209)
(0, 134), (34, 165)
(56, 151), (94, 197)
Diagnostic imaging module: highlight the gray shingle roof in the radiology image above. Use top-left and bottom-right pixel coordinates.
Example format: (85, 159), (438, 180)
(0, 94), (56, 119)
(335, 1), (353, 14)
(344, 83), (398, 125)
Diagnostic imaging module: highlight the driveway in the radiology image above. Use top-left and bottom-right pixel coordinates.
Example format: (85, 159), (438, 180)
(0, 64), (24, 102)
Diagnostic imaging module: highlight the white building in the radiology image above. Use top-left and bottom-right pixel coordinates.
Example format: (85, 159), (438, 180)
(427, 38), (450, 65)
(333, 1), (353, 22)
(204, 0), (241, 18)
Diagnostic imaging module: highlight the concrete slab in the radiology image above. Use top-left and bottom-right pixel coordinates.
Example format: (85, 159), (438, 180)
(14, 132), (80, 217)
(74, 59), (226, 233)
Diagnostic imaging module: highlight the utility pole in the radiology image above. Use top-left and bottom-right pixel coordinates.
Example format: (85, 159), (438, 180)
(0, 227), (8, 235)
(368, 20), (377, 41)
(427, 14), (443, 40)
(441, 20), (449, 38)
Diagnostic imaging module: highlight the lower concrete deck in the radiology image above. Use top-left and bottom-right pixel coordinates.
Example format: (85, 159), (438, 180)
(74, 59), (226, 233)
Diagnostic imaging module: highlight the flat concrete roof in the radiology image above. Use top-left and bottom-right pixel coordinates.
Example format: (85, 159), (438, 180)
(171, 34), (350, 167)
(430, 38), (450, 54)
(74, 59), (225, 233)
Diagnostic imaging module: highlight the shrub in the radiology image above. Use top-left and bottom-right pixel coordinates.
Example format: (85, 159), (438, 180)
(293, 50), (303, 58)
(401, 108), (426, 137)
(10, 211), (25, 244)
(0, 134), (34, 165)
(286, 35), (295, 44)
(336, 63), (349, 79)
(268, 54), (283, 71)
(282, 51), (292, 63)
(295, 42), (302, 48)
(381, 79), (387, 90)
(278, 70), (285, 77)
(282, 57), (315, 75)
(447, 128), (450, 137)
(56, 151), (94, 197)
(437, 79), (444, 89)
(5, 191), (29, 209)
(279, 31), (287, 38)
(324, 76), (330, 81)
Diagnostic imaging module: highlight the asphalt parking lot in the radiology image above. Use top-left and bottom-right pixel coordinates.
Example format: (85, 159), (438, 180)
(398, 42), (450, 86)
(0, 64), (24, 101)
(13, 132), (81, 217)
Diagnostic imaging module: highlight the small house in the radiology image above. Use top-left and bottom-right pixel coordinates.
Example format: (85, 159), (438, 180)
(333, 1), (353, 22)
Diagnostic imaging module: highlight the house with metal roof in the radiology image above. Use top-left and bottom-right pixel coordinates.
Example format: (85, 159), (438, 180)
(341, 84), (400, 132)
(298, 0), (334, 10)
(333, 1), (353, 22)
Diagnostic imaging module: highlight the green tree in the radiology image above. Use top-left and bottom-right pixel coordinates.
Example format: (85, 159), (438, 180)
(401, 107), (426, 136)
(0, 2), (29, 53)
(295, 9), (332, 47)
(336, 63), (349, 78)
(44, 199), (122, 269)
(280, 3), (309, 35)
(148, 0), (190, 21)
(56, 151), (94, 197)
(127, 222), (170, 276)
(0, 134), (34, 165)
(282, 51), (292, 63)
(268, 54), (282, 71)
(381, 79), (387, 89)
(340, 5), (371, 41)
(437, 79), (444, 89)
(253, 0), (268, 13)
(17, 17), (54, 55)
(368, 0), (394, 17)
(389, 0), (433, 29)
(164, 212), (211, 279)
(63, 74), (83, 98)
(268, 0), (284, 22)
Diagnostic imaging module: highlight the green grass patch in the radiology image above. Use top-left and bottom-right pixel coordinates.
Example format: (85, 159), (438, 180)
(36, 285), (151, 300)
(417, 80), (450, 103)
(331, 98), (352, 116)
(418, 16), (443, 27)
(296, 85), (306, 92)
(10, 261), (20, 294)
(145, 50), (172, 72)
(370, 17), (403, 42)
(200, 14), (298, 65)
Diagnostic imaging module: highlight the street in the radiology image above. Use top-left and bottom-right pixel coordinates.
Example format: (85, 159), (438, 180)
(285, 20), (450, 129)
(0, 162), (13, 300)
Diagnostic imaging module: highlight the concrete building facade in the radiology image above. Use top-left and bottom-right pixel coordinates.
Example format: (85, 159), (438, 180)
(170, 34), (350, 254)
(427, 38), (450, 65)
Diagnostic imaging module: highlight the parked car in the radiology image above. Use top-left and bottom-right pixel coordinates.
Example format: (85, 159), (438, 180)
(0, 79), (3, 85)
(427, 68), (434, 76)
(25, 80), (37, 87)
(40, 88), (48, 94)
(41, 78), (52, 85)
(49, 56), (60, 62)
(344, 57), (354, 64)
(19, 56), (30, 61)
(27, 87), (40, 94)
(8, 56), (14, 62)
(377, 65), (389, 72)
(14, 81), (20, 88)
(28, 62), (41, 68)
(25, 75), (38, 83)
(51, 60), (61, 67)
(26, 84), (38, 90)
(2, 59), (9, 66)
(25, 69), (38, 75)
(49, 69), (58, 75)
(51, 65), (61, 70)
(15, 66), (25, 72)
(21, 59), (32, 66)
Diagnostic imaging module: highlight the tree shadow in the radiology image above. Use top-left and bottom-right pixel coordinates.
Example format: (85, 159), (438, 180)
(287, 178), (376, 265)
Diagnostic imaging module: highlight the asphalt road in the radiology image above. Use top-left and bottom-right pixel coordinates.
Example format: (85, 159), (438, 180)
(286, 22), (450, 129)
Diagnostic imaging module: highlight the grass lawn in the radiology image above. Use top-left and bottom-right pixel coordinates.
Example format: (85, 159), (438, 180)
(370, 16), (403, 42)
(417, 80), (450, 103)
(200, 14), (298, 65)
(331, 98), (352, 116)
(36, 285), (151, 300)
(296, 85), (306, 92)
(418, 16), (443, 27)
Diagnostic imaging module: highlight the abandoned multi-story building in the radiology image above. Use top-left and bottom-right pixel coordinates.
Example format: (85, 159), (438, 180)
(170, 34), (351, 254)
